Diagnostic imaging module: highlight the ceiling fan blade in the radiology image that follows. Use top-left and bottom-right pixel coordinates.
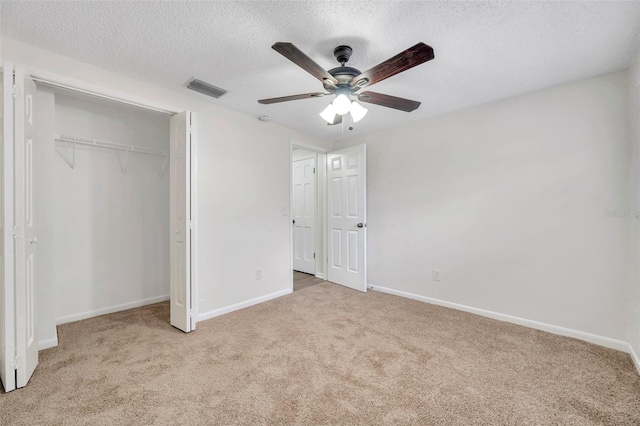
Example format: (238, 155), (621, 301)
(258, 92), (327, 104)
(327, 115), (342, 126)
(358, 91), (421, 112)
(352, 43), (434, 89)
(272, 42), (338, 85)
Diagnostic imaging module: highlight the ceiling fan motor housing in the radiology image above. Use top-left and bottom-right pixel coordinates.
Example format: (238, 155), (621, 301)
(322, 46), (361, 92)
(325, 66), (361, 91)
(334, 45), (353, 65)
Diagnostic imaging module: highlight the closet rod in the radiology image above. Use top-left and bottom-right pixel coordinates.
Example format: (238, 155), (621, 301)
(55, 134), (167, 157)
(30, 76), (176, 115)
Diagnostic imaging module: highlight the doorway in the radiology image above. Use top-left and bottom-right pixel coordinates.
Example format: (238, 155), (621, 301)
(292, 150), (316, 276)
(289, 141), (368, 294)
(39, 87), (171, 330)
(290, 142), (327, 292)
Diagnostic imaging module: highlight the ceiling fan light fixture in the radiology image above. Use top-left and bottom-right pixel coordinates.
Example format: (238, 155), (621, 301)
(320, 103), (338, 124)
(332, 93), (351, 115)
(350, 101), (368, 123)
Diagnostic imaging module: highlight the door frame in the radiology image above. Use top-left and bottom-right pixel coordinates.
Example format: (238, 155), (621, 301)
(289, 140), (328, 291)
(2, 63), (17, 392)
(5, 65), (200, 335)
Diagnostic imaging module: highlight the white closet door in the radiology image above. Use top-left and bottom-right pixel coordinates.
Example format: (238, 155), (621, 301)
(327, 144), (367, 292)
(292, 157), (316, 275)
(1, 63), (16, 393)
(170, 111), (193, 333)
(14, 69), (38, 388)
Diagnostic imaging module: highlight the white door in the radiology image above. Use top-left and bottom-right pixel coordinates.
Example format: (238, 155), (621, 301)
(14, 68), (38, 388)
(327, 144), (367, 292)
(1, 63), (16, 392)
(170, 111), (193, 333)
(292, 157), (316, 275)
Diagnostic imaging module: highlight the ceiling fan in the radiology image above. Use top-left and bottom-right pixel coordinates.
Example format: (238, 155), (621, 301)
(258, 42), (435, 125)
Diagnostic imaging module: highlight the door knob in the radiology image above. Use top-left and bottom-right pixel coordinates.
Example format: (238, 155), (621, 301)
(357, 223), (364, 228)
(292, 219), (296, 224)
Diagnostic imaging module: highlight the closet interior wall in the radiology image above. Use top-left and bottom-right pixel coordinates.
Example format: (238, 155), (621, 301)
(35, 86), (170, 346)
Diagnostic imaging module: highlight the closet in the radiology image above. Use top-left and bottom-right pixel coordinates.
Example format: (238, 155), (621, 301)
(35, 85), (171, 343)
(2, 65), (195, 392)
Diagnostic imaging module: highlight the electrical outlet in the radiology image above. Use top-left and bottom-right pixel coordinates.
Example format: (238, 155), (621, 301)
(256, 268), (263, 280)
(432, 269), (441, 282)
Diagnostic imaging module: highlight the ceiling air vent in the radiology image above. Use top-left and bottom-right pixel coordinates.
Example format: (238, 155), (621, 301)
(186, 78), (227, 99)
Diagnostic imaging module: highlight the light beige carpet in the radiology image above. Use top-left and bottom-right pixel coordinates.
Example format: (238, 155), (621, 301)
(1, 283), (639, 425)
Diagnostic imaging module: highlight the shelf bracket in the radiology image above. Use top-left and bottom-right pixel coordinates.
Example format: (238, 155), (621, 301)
(122, 148), (130, 173)
(114, 148), (131, 174)
(55, 141), (75, 170)
(160, 154), (169, 178)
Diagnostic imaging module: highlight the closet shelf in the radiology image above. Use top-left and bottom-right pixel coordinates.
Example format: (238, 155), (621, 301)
(54, 134), (169, 176)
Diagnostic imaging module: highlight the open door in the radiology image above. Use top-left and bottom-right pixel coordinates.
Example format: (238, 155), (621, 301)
(1, 64), (39, 391)
(1, 63), (17, 393)
(327, 144), (367, 292)
(169, 111), (194, 332)
(292, 157), (316, 275)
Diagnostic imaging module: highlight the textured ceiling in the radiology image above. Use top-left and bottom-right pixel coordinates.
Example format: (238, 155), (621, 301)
(2, 1), (639, 140)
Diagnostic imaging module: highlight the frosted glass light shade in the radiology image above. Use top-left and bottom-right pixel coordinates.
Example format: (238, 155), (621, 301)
(350, 101), (368, 123)
(332, 94), (351, 115)
(319, 103), (337, 124)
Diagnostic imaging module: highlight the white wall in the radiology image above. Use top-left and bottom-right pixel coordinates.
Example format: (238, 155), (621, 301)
(334, 71), (631, 341)
(33, 88), (57, 347)
(36, 89), (171, 327)
(0, 37), (330, 331)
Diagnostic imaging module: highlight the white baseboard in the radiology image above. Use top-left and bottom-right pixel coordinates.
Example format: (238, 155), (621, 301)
(369, 285), (630, 353)
(628, 343), (640, 374)
(315, 273), (326, 280)
(38, 337), (58, 351)
(56, 294), (170, 325)
(199, 288), (292, 322)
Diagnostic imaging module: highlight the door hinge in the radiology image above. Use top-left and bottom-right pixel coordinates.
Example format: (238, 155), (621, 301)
(12, 84), (21, 99)
(12, 226), (20, 239)
(13, 356), (21, 370)
(313, 167), (316, 174)
(188, 221), (193, 229)
(313, 253), (316, 259)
